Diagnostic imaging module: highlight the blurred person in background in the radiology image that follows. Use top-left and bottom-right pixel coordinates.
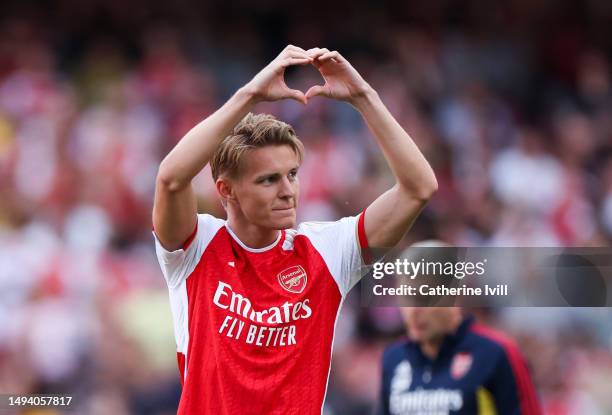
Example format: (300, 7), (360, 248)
(377, 242), (541, 415)
(378, 307), (542, 415)
(151, 45), (437, 414)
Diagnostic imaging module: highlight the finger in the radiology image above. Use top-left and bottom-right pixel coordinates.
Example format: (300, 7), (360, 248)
(280, 46), (312, 62)
(305, 84), (329, 99)
(281, 45), (310, 62)
(285, 44), (308, 54)
(316, 51), (342, 62)
(280, 57), (312, 68)
(307, 47), (328, 57)
(285, 88), (307, 105)
(306, 48), (322, 67)
(308, 48), (330, 59)
(307, 48), (330, 69)
(286, 51), (312, 61)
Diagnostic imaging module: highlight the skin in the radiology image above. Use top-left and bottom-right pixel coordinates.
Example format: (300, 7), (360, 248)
(218, 145), (300, 247)
(153, 44), (437, 252)
(400, 307), (463, 359)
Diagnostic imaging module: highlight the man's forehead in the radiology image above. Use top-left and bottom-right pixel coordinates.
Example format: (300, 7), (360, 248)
(401, 307), (455, 318)
(241, 145), (300, 174)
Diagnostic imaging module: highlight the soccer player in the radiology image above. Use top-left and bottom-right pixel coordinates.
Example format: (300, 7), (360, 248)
(152, 45), (437, 414)
(378, 307), (542, 414)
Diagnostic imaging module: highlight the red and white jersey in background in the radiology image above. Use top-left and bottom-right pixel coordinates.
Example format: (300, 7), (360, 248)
(153, 212), (368, 415)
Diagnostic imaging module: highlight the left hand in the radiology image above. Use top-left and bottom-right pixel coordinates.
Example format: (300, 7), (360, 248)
(305, 48), (372, 104)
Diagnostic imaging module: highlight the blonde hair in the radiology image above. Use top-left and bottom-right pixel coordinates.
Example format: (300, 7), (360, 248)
(210, 112), (304, 181)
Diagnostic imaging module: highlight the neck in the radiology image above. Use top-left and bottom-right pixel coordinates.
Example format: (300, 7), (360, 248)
(421, 336), (444, 359)
(420, 313), (463, 359)
(226, 216), (280, 249)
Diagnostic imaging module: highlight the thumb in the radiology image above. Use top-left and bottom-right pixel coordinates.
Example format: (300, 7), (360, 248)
(305, 84), (328, 99)
(285, 88), (307, 104)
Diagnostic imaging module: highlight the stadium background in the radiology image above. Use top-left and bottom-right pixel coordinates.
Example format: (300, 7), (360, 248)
(1, 0), (612, 413)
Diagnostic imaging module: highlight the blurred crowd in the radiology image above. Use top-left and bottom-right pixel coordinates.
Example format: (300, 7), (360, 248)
(1, 0), (612, 414)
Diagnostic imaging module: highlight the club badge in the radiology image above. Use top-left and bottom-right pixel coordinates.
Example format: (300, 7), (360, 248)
(451, 352), (473, 379)
(277, 265), (307, 294)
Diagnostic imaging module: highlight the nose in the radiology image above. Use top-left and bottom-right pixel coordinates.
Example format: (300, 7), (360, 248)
(278, 176), (295, 199)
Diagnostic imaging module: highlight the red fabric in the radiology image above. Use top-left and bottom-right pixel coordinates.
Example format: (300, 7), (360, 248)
(357, 209), (371, 264)
(151, 220), (198, 250)
(177, 352), (186, 386)
(180, 228), (343, 414)
(182, 223), (198, 250)
(471, 324), (542, 415)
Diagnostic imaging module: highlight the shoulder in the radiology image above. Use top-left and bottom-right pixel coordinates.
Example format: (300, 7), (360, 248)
(290, 215), (365, 295)
(154, 213), (224, 255)
(296, 216), (359, 236)
(294, 216), (360, 248)
(153, 213), (226, 288)
(381, 338), (411, 366)
(196, 213), (225, 229)
(182, 213), (225, 250)
(161, 213), (225, 257)
(194, 213), (225, 241)
(465, 322), (529, 371)
(467, 323), (519, 354)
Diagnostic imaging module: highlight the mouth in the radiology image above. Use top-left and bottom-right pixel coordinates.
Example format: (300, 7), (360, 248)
(412, 321), (427, 332)
(272, 207), (295, 215)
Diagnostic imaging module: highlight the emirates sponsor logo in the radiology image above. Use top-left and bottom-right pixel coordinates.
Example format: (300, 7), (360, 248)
(277, 265), (307, 293)
(212, 281), (312, 347)
(390, 389), (463, 413)
(213, 281), (312, 325)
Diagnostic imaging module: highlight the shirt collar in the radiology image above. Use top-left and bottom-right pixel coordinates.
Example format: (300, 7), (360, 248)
(407, 315), (475, 363)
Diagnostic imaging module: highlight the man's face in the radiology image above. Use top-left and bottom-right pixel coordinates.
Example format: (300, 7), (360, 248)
(400, 307), (458, 343)
(228, 145), (300, 229)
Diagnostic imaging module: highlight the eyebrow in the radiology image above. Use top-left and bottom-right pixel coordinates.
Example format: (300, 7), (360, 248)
(254, 166), (299, 182)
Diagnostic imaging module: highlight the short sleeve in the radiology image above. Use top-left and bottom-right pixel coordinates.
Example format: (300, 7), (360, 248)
(153, 214), (225, 288)
(297, 211), (370, 296)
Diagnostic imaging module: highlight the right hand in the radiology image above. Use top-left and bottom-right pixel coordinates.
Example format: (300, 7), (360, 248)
(243, 45), (312, 105)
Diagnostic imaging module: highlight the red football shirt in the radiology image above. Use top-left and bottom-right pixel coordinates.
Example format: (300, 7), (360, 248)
(154, 213), (368, 414)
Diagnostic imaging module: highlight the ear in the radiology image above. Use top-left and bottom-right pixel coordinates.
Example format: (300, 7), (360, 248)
(216, 178), (235, 205)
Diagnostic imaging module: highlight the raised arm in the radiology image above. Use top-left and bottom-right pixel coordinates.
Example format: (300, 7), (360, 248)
(153, 45), (312, 251)
(305, 48), (438, 249)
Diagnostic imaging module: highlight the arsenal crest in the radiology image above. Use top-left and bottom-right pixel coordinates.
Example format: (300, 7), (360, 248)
(451, 352), (473, 379)
(277, 266), (307, 294)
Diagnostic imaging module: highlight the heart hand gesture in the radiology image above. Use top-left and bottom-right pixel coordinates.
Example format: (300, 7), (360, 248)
(243, 45), (372, 106)
(244, 45), (312, 105)
(304, 47), (372, 105)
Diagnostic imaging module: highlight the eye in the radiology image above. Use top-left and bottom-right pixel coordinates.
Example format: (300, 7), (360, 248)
(288, 170), (298, 180)
(258, 175), (279, 185)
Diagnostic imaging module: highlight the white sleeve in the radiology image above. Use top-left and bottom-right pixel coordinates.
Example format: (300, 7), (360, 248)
(298, 214), (368, 296)
(153, 214), (225, 288)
